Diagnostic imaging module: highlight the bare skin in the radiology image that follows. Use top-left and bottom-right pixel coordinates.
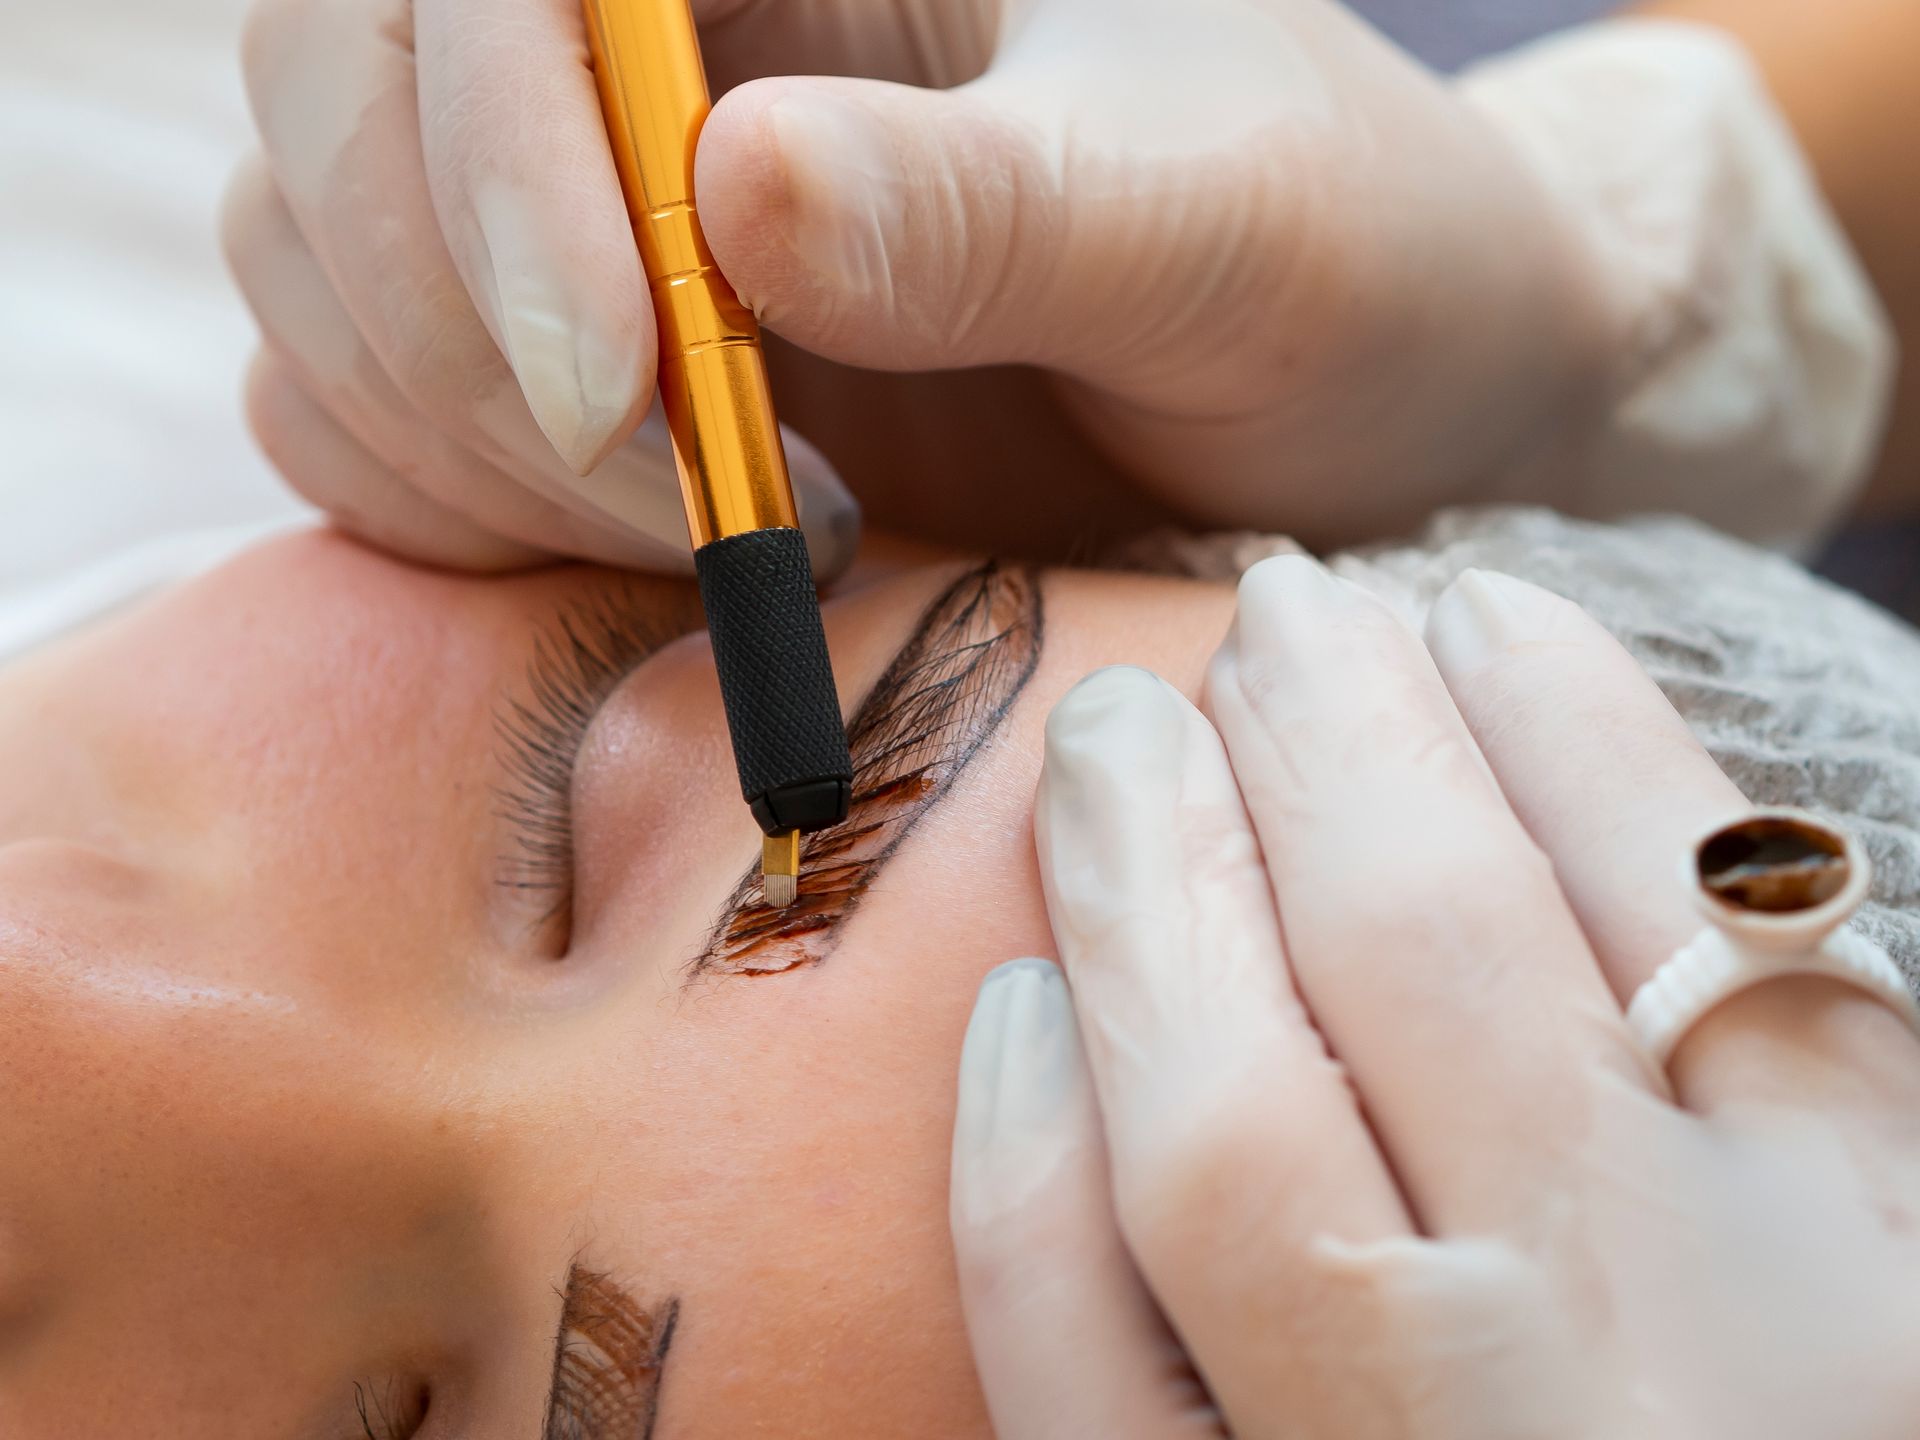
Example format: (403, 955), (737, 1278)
(0, 530), (1234, 1438)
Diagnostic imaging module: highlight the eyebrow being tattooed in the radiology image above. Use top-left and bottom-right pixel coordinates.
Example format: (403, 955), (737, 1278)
(542, 1265), (680, 1440)
(694, 561), (1044, 978)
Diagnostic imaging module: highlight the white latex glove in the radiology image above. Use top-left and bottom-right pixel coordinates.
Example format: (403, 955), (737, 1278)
(951, 557), (1920, 1439)
(1460, 21), (1893, 554)
(226, 0), (1616, 572)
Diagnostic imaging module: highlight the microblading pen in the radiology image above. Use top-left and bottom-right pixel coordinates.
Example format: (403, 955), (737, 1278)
(581, 0), (854, 907)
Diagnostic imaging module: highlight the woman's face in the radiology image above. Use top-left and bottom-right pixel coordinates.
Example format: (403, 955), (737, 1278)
(0, 532), (1232, 1438)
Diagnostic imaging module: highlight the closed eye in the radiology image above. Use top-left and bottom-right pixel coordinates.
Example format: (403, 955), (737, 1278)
(493, 585), (701, 950)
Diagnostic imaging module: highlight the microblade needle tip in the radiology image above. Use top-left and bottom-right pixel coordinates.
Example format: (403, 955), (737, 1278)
(762, 829), (802, 910)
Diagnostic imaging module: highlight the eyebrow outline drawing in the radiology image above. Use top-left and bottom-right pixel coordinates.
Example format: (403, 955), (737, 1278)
(690, 561), (1045, 979)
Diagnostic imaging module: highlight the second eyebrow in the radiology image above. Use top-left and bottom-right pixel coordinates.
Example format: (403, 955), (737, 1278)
(541, 1264), (679, 1440)
(691, 562), (1044, 979)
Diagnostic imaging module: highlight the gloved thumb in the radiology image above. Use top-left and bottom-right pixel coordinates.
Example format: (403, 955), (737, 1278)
(697, 74), (1099, 379)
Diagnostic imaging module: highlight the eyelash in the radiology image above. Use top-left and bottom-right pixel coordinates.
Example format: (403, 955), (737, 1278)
(354, 1378), (429, 1440)
(493, 589), (681, 942)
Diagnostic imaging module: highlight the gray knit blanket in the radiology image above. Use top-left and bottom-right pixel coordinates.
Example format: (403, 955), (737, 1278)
(1127, 508), (1920, 987)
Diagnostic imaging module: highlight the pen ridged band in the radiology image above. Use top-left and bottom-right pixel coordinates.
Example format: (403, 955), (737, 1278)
(695, 529), (854, 835)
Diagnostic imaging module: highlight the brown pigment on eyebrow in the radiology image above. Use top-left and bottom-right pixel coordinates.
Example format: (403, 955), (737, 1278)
(543, 1265), (679, 1440)
(692, 562), (1044, 978)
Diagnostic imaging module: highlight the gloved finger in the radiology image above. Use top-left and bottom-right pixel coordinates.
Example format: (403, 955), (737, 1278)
(1205, 557), (1655, 1235)
(240, 0), (584, 480)
(1036, 665), (1416, 1440)
(952, 959), (1228, 1440)
(699, 73), (1074, 372)
(413, 0), (653, 475)
(221, 156), (683, 569)
(1426, 570), (1920, 1118)
(244, 351), (545, 571)
(240, 0), (745, 568)
(694, 12), (1312, 403)
(413, 0), (997, 455)
(239, 0), (644, 520)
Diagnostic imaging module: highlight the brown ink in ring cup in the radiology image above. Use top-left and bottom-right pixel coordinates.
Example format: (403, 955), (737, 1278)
(1689, 808), (1872, 955)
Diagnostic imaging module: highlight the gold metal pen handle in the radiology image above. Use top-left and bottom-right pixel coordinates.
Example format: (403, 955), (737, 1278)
(581, 0), (797, 545)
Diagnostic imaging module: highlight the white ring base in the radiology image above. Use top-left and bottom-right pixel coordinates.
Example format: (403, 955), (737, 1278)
(1628, 927), (1920, 1066)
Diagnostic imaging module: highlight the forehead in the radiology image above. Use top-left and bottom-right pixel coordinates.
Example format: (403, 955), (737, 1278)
(0, 538), (527, 830)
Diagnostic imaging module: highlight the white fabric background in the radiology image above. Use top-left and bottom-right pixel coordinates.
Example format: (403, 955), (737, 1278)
(0, 0), (310, 607)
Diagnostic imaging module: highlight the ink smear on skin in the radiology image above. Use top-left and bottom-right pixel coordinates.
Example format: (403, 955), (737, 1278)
(693, 562), (1044, 978)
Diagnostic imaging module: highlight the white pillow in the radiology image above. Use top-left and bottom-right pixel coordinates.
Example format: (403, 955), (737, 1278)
(0, 0), (311, 619)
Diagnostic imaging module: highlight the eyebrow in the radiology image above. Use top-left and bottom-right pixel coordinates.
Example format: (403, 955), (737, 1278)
(541, 1264), (679, 1440)
(691, 560), (1045, 979)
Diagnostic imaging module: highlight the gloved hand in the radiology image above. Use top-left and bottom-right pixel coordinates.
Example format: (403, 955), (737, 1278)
(225, 0), (1616, 574)
(951, 557), (1920, 1438)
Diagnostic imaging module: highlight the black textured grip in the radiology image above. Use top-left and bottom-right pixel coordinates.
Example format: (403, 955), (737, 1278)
(695, 528), (853, 835)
